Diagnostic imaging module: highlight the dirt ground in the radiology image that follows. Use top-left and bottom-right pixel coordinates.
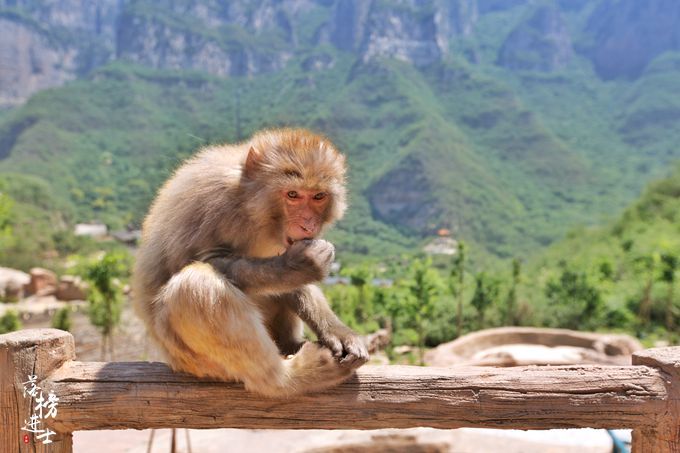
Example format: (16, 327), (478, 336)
(73, 427), (619, 453)
(19, 304), (619, 453)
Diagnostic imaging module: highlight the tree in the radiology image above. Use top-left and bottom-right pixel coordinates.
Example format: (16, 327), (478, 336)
(470, 272), (499, 328)
(544, 269), (603, 330)
(0, 310), (22, 334)
(505, 258), (521, 326)
(405, 258), (439, 365)
(0, 189), (15, 252)
(449, 241), (466, 337)
(84, 251), (129, 360)
(634, 253), (660, 326)
(346, 265), (374, 326)
(660, 253), (678, 334)
(51, 306), (72, 332)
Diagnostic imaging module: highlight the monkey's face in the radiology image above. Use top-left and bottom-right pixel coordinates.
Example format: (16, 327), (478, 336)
(282, 188), (330, 247)
(241, 129), (348, 251)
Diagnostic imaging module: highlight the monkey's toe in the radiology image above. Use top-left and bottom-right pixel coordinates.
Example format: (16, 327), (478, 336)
(339, 341), (369, 368)
(339, 351), (369, 368)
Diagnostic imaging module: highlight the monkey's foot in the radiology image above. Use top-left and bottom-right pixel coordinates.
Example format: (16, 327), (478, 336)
(318, 329), (370, 368)
(286, 342), (355, 394)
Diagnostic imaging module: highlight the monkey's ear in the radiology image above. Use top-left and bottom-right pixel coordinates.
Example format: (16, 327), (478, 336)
(243, 146), (263, 178)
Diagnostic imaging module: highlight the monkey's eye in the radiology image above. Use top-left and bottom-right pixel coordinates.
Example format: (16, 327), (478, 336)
(313, 192), (327, 201)
(287, 191), (299, 199)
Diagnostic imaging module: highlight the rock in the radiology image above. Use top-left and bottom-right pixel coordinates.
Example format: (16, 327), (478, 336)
(25, 267), (58, 297)
(425, 327), (643, 367)
(435, 0), (479, 39)
(116, 1), (295, 77)
(326, 0), (477, 67)
(56, 275), (88, 301)
(0, 17), (77, 107)
(360, 5), (443, 67)
(0, 267), (31, 302)
(497, 3), (573, 72)
(0, 0), (121, 107)
(582, 0), (680, 80)
(362, 328), (391, 353)
(328, 0), (372, 52)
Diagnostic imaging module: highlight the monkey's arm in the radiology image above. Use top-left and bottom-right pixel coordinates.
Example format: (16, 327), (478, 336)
(280, 285), (369, 367)
(198, 239), (334, 296)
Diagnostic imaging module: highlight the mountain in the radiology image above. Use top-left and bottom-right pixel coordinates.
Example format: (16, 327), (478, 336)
(526, 164), (680, 336)
(0, 0), (679, 264)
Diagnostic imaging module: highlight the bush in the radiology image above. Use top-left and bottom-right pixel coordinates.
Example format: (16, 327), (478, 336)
(0, 310), (22, 334)
(51, 306), (72, 332)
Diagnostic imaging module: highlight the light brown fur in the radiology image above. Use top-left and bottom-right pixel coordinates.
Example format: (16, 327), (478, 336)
(132, 128), (368, 397)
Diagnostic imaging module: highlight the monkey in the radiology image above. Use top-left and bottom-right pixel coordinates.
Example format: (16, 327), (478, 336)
(131, 128), (369, 397)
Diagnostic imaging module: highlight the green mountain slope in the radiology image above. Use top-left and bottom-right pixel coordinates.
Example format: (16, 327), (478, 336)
(527, 165), (680, 339)
(1, 0), (680, 265)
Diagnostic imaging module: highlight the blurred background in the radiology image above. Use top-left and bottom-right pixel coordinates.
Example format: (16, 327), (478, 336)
(1, 0), (679, 451)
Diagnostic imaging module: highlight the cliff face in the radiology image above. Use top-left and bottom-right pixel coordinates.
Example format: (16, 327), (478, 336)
(0, 0), (308, 103)
(3, 0), (680, 107)
(583, 0), (680, 80)
(0, 0), (121, 106)
(360, 2), (443, 67)
(0, 0), (482, 105)
(0, 16), (76, 106)
(327, 0), (477, 67)
(115, 0), (306, 76)
(497, 3), (573, 72)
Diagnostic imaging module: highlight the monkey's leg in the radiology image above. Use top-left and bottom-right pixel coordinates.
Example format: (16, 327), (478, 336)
(279, 285), (369, 367)
(157, 262), (354, 397)
(267, 304), (305, 356)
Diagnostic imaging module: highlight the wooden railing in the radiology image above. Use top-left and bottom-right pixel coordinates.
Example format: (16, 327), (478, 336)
(2, 329), (679, 452)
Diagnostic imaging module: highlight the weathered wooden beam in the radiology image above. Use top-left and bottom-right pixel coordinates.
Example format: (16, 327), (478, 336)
(3, 329), (680, 453)
(44, 360), (668, 432)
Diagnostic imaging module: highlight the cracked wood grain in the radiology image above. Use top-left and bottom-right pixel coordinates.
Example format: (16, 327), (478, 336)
(3, 329), (680, 453)
(44, 360), (669, 431)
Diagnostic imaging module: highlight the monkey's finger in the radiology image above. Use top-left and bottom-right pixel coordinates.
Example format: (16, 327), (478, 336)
(339, 353), (366, 368)
(339, 353), (357, 366)
(341, 343), (369, 366)
(353, 350), (370, 364)
(322, 336), (343, 357)
(316, 246), (334, 265)
(346, 338), (368, 356)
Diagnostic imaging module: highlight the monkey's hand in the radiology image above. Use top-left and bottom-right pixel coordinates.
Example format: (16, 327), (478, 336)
(318, 325), (369, 368)
(283, 239), (335, 282)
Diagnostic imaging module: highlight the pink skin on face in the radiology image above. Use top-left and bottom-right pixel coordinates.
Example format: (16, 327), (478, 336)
(282, 189), (329, 246)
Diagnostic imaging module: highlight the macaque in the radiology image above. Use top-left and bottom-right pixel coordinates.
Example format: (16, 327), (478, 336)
(132, 128), (368, 397)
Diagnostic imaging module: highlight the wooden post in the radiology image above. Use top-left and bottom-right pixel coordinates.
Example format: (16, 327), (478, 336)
(1, 329), (75, 453)
(632, 347), (680, 453)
